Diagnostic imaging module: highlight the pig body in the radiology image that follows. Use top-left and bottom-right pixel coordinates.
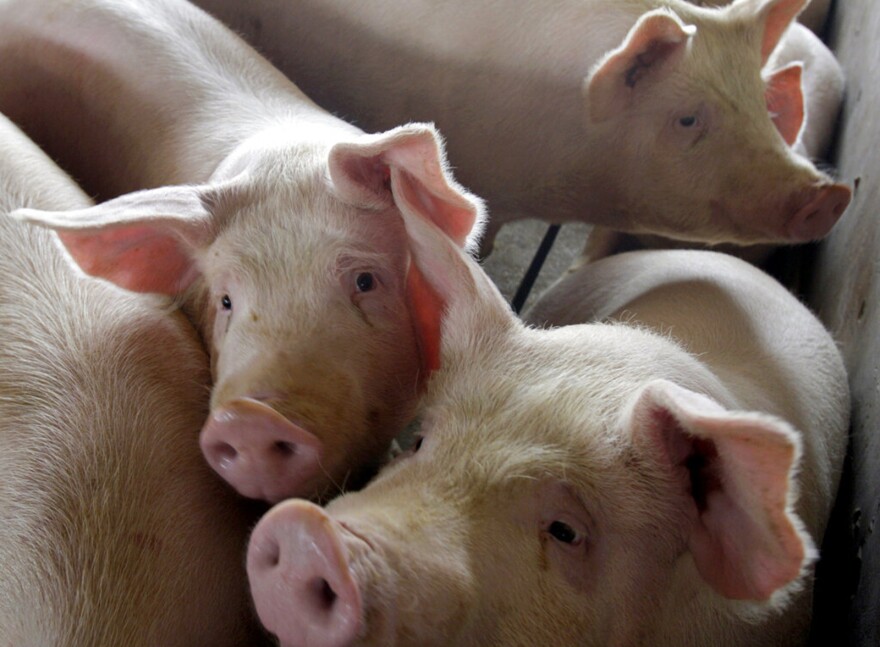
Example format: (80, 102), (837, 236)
(1, 0), (485, 502)
(246, 199), (849, 646)
(193, 0), (850, 253)
(0, 113), (263, 645)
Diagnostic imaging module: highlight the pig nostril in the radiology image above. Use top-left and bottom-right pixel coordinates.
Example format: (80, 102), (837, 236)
(264, 539), (281, 568)
(213, 442), (238, 463)
(310, 577), (338, 611)
(272, 440), (296, 457)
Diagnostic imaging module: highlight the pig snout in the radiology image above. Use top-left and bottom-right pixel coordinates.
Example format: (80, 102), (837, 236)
(248, 499), (363, 647)
(200, 398), (323, 503)
(786, 182), (852, 242)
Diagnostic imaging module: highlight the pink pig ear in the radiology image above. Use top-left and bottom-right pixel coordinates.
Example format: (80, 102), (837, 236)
(765, 62), (805, 147)
(328, 124), (487, 254)
(586, 10), (695, 123)
(629, 379), (813, 601)
(11, 185), (215, 296)
(391, 172), (516, 376)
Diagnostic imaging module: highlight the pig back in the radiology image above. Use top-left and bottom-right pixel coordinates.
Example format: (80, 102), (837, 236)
(0, 118), (262, 646)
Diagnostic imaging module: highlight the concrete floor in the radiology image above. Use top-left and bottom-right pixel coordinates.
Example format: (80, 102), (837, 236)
(479, 220), (590, 312)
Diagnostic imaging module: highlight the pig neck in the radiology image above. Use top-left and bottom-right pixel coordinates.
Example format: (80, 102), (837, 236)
(0, 0), (355, 200)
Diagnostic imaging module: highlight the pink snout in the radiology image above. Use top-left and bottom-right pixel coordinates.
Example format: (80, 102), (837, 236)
(247, 499), (363, 647)
(786, 182), (852, 242)
(200, 398), (323, 503)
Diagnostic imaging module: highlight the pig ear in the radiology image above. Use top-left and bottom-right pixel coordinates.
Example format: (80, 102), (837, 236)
(586, 10), (695, 123)
(629, 379), (812, 601)
(765, 62), (805, 147)
(394, 175), (516, 374)
(328, 123), (487, 255)
(752, 0), (808, 64)
(11, 185), (215, 295)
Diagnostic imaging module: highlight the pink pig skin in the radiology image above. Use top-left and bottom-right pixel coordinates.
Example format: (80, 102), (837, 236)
(245, 183), (848, 646)
(0, 114), (265, 645)
(0, 0), (485, 502)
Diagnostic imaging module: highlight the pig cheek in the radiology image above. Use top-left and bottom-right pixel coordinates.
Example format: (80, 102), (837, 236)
(357, 290), (423, 414)
(654, 106), (713, 176)
(546, 536), (595, 594)
(208, 307), (235, 389)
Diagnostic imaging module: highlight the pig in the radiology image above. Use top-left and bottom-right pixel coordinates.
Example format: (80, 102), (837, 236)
(192, 0), (851, 256)
(0, 113), (265, 644)
(243, 193), (849, 646)
(0, 0), (485, 503)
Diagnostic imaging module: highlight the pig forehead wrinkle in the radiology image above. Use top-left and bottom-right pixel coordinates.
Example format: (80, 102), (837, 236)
(207, 197), (377, 275)
(688, 20), (764, 107)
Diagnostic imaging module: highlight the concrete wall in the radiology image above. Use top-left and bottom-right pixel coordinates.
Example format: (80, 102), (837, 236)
(807, 0), (880, 643)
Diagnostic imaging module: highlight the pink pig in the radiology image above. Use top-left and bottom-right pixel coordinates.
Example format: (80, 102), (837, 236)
(0, 113), (265, 645)
(192, 0), (851, 254)
(2, 0), (484, 503)
(244, 182), (848, 645)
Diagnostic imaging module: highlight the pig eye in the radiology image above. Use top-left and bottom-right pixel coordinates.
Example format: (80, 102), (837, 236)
(548, 521), (579, 544)
(355, 272), (375, 293)
(411, 435), (424, 453)
(220, 294), (233, 310)
(678, 115), (697, 128)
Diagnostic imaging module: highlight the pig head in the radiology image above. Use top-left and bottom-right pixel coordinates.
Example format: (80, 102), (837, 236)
(13, 123), (485, 503)
(244, 178), (847, 646)
(583, 0), (849, 245)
